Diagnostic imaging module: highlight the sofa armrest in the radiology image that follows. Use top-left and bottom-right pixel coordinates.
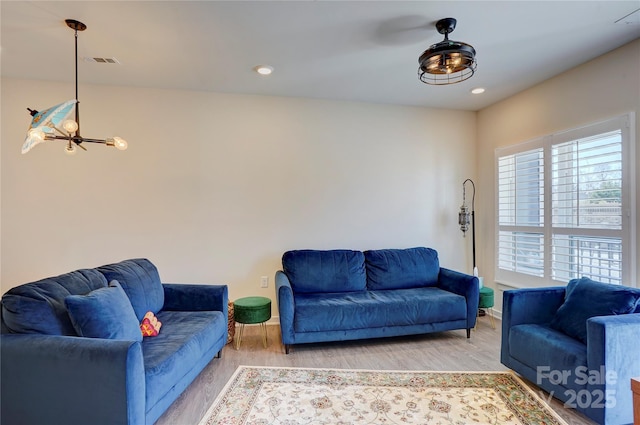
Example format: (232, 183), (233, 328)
(1, 334), (145, 425)
(162, 284), (228, 315)
(276, 271), (295, 347)
(438, 268), (479, 329)
(585, 313), (640, 424)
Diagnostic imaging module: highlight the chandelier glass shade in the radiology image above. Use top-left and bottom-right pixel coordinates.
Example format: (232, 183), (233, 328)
(418, 18), (477, 85)
(22, 19), (127, 155)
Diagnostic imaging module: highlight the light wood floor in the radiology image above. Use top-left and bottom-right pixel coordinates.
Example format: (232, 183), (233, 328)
(156, 318), (595, 425)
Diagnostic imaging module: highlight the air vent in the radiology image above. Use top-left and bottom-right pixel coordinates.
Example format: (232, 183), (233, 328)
(83, 57), (121, 64)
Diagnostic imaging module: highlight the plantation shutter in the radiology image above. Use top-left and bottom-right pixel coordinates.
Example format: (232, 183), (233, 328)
(551, 130), (623, 284)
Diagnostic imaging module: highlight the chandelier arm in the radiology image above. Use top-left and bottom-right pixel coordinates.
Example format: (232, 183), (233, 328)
(51, 124), (69, 137)
(73, 138), (109, 144)
(44, 134), (72, 141)
(65, 140), (87, 151)
(43, 134), (110, 146)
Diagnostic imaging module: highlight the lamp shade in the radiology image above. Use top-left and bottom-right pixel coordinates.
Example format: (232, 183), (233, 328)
(22, 100), (77, 154)
(458, 204), (471, 234)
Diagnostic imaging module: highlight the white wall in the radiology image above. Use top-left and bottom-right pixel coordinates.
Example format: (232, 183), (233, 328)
(477, 39), (640, 314)
(1, 79), (477, 318)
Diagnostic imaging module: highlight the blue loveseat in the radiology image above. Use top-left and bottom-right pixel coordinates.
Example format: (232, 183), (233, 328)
(1, 258), (228, 425)
(501, 277), (640, 425)
(276, 247), (479, 354)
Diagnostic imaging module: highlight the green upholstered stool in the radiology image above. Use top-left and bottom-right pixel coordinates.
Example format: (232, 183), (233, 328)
(478, 287), (495, 329)
(233, 296), (271, 349)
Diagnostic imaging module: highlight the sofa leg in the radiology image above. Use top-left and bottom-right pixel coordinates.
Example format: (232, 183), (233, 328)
(466, 328), (471, 338)
(285, 344), (290, 355)
(216, 350), (222, 359)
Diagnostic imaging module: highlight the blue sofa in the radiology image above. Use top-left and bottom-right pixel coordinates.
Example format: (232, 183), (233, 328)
(276, 247), (479, 354)
(501, 277), (640, 425)
(1, 258), (228, 425)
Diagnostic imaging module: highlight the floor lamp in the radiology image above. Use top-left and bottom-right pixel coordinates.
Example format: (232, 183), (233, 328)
(458, 178), (477, 277)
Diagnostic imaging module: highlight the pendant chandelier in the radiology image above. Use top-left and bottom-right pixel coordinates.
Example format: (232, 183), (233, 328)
(22, 19), (128, 155)
(418, 18), (477, 85)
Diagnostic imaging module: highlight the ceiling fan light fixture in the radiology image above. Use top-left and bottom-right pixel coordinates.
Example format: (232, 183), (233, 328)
(418, 18), (477, 85)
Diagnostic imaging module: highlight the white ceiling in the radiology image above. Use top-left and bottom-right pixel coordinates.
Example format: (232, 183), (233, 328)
(2, 1), (639, 111)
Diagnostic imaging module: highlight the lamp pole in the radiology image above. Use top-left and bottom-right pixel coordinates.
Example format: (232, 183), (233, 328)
(461, 178), (476, 273)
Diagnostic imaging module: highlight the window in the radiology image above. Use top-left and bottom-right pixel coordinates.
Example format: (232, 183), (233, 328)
(496, 114), (635, 287)
(497, 148), (544, 277)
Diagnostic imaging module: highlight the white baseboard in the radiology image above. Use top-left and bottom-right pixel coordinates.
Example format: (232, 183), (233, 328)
(234, 314), (503, 328)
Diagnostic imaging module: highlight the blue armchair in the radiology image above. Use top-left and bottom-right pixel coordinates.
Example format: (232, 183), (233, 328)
(501, 277), (640, 425)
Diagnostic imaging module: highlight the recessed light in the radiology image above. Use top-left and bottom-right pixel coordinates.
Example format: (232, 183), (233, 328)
(254, 65), (273, 76)
(471, 87), (485, 94)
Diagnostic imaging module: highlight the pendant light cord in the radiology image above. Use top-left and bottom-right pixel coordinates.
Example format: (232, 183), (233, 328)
(74, 27), (80, 138)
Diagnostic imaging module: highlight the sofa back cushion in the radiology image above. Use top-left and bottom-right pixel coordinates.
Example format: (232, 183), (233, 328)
(282, 250), (366, 294)
(96, 258), (164, 320)
(364, 247), (440, 290)
(550, 277), (640, 343)
(65, 280), (143, 342)
(1, 269), (108, 335)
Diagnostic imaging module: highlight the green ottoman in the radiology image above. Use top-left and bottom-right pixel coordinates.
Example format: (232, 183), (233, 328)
(233, 296), (271, 349)
(478, 287), (495, 329)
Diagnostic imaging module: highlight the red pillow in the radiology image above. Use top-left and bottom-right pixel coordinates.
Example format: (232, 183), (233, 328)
(140, 311), (162, 337)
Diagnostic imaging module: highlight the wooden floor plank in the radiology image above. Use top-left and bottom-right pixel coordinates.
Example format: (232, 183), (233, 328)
(156, 319), (595, 425)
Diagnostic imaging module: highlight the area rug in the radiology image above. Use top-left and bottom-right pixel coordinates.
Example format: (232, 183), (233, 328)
(199, 366), (567, 425)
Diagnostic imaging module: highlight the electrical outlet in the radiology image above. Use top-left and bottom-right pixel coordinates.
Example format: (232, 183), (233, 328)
(260, 276), (269, 288)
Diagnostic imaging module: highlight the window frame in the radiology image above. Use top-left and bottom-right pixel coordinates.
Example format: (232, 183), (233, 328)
(495, 113), (636, 288)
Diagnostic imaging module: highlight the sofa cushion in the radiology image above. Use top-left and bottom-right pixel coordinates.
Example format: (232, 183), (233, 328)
(142, 310), (226, 412)
(282, 250), (366, 294)
(65, 281), (143, 342)
(293, 287), (466, 332)
(509, 323), (588, 393)
(550, 277), (640, 343)
(364, 247), (439, 290)
(97, 259), (164, 320)
(1, 269), (109, 335)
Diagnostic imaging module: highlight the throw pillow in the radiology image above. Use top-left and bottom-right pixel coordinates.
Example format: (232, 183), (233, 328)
(65, 280), (143, 342)
(140, 311), (162, 337)
(550, 277), (640, 343)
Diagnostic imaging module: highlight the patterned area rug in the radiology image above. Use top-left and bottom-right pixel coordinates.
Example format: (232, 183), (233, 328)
(199, 366), (567, 425)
